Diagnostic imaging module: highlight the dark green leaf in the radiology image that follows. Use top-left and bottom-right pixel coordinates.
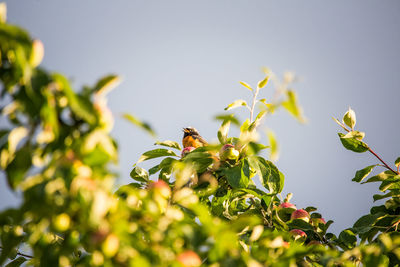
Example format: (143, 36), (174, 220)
(5, 146), (31, 189)
(182, 151), (213, 173)
(352, 165), (377, 183)
(379, 176), (400, 192)
(362, 171), (395, 184)
(373, 192), (393, 202)
(130, 166), (149, 183)
(154, 140), (181, 150)
(338, 133), (369, 153)
(5, 257), (26, 267)
(338, 229), (357, 248)
(221, 159), (250, 189)
(53, 73), (97, 125)
(137, 148), (177, 163)
(287, 219), (314, 231)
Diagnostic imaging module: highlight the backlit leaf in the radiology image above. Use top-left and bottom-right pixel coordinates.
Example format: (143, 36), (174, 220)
(224, 99), (248, 111)
(137, 148), (177, 163)
(123, 113), (156, 137)
(130, 166), (149, 183)
(282, 90), (306, 123)
(352, 165), (377, 183)
(266, 130), (279, 162)
(154, 140), (181, 150)
(257, 76), (269, 89)
(239, 81), (252, 91)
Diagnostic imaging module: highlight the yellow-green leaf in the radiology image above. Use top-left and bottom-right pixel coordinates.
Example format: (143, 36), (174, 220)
(267, 130), (279, 162)
(224, 99), (248, 111)
(123, 113), (156, 137)
(257, 76), (269, 89)
(282, 90), (306, 123)
(239, 81), (253, 91)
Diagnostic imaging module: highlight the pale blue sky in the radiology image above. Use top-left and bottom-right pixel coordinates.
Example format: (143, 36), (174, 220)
(2, 0), (400, 234)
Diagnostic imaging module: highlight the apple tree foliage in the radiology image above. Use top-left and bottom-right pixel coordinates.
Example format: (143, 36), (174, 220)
(1, 4), (400, 266)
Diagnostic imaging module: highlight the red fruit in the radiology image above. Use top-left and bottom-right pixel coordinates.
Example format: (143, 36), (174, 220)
(291, 209), (310, 222)
(181, 146), (195, 157)
(279, 202), (297, 210)
(149, 180), (171, 199)
(177, 250), (201, 267)
(290, 229), (307, 239)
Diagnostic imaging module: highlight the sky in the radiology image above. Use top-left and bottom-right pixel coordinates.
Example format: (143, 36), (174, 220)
(1, 0), (400, 235)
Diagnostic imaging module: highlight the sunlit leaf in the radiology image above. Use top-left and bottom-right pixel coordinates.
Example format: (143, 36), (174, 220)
(338, 133), (369, 153)
(395, 157), (400, 168)
(282, 90), (306, 123)
(267, 130), (279, 162)
(154, 140), (181, 150)
(130, 166), (149, 183)
(249, 156), (283, 194)
(224, 99), (248, 111)
(218, 118), (231, 144)
(239, 81), (253, 91)
(94, 74), (121, 95)
(214, 113), (240, 126)
(257, 76), (269, 89)
(352, 165), (377, 183)
(137, 148), (177, 163)
(123, 113), (156, 137)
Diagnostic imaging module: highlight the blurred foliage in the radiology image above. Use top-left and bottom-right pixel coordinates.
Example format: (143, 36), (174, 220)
(1, 3), (400, 266)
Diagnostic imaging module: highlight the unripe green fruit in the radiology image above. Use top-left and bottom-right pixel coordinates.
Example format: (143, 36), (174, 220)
(220, 144), (240, 162)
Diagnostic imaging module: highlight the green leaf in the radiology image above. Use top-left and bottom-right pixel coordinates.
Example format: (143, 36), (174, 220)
(338, 229), (357, 248)
(282, 90), (306, 123)
(5, 146), (31, 189)
(362, 171), (395, 184)
(218, 117), (231, 144)
(214, 114), (240, 126)
(266, 130), (279, 162)
(249, 156), (284, 194)
(353, 212), (385, 233)
(338, 133), (369, 153)
(221, 159), (250, 189)
(239, 81), (253, 91)
(5, 257), (26, 267)
(352, 165), (377, 183)
(373, 192), (393, 202)
(137, 148), (177, 163)
(53, 73), (97, 125)
(182, 151), (213, 173)
(123, 113), (156, 137)
(287, 219), (314, 231)
(395, 157), (400, 168)
(93, 74), (120, 95)
(154, 140), (181, 150)
(224, 99), (248, 111)
(130, 166), (149, 183)
(249, 110), (267, 131)
(257, 76), (269, 89)
(379, 176), (400, 192)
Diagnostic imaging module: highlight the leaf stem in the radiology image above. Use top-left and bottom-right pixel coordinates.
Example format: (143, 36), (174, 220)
(0, 246), (33, 259)
(339, 125), (398, 175)
(368, 148), (398, 175)
(250, 87), (260, 122)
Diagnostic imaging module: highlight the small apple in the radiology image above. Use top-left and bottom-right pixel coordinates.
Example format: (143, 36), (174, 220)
(53, 213), (70, 232)
(176, 250), (201, 267)
(219, 144), (240, 162)
(291, 209), (310, 222)
(289, 229), (307, 241)
(181, 147), (195, 157)
(278, 202), (297, 210)
(148, 180), (171, 199)
(102, 233), (119, 258)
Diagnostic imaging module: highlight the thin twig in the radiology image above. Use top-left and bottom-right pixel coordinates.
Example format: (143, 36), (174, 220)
(339, 123), (398, 175)
(0, 246), (33, 259)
